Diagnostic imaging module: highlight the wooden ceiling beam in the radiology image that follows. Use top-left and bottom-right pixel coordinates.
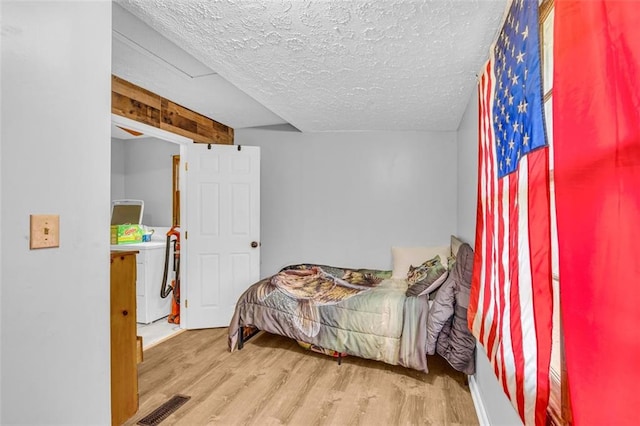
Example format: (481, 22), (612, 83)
(111, 75), (233, 145)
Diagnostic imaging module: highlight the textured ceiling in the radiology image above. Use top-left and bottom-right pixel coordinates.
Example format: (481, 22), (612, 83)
(112, 3), (286, 129)
(116, 0), (507, 132)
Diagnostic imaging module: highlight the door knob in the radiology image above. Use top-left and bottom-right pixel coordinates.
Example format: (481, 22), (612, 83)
(251, 241), (259, 248)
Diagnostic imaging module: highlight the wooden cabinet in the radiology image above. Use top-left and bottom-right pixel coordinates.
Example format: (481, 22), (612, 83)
(110, 251), (139, 425)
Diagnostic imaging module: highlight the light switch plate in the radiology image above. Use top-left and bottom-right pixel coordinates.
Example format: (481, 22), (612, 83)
(30, 214), (60, 249)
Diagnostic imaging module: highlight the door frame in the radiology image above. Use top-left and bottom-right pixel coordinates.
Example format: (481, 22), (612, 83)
(111, 114), (192, 329)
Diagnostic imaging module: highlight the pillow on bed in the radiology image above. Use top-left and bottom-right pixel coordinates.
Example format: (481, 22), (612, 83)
(447, 254), (456, 270)
(405, 255), (449, 297)
(391, 245), (451, 278)
(451, 235), (465, 258)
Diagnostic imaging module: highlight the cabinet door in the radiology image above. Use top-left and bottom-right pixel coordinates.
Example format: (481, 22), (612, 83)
(110, 253), (138, 425)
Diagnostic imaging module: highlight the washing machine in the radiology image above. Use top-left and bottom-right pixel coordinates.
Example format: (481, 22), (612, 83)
(111, 232), (174, 324)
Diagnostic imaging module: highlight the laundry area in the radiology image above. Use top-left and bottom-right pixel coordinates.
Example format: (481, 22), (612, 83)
(111, 131), (183, 348)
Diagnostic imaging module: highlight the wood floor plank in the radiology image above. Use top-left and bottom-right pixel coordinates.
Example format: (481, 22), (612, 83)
(124, 328), (479, 426)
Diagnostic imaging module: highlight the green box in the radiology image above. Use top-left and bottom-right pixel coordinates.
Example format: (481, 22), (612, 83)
(110, 224), (143, 245)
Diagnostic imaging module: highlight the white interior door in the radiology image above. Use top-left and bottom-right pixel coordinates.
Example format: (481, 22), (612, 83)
(182, 144), (260, 329)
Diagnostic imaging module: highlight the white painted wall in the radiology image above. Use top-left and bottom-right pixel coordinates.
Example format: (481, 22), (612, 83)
(0, 1), (3, 418)
(111, 137), (126, 200)
(235, 126), (457, 277)
(1, 1), (111, 423)
(120, 137), (178, 226)
(456, 85), (523, 425)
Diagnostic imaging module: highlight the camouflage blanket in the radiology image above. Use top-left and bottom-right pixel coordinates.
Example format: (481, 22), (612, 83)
(228, 264), (430, 372)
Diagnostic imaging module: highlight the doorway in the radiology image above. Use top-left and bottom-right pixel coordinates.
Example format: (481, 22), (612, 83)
(111, 113), (261, 333)
(111, 114), (190, 348)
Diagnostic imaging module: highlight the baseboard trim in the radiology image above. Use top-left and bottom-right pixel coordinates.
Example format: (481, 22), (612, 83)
(469, 374), (490, 426)
(143, 328), (185, 351)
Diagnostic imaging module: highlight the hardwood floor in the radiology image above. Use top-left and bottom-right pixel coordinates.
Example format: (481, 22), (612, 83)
(125, 328), (479, 426)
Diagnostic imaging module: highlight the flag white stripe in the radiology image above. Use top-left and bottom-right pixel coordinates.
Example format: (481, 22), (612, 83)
(490, 168), (501, 374)
(501, 175), (516, 402)
(517, 158), (538, 426)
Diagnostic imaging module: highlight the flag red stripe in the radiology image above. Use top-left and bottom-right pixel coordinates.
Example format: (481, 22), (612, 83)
(484, 84), (498, 361)
(508, 173), (525, 418)
(491, 64), (501, 365)
(526, 148), (552, 426)
(469, 107), (483, 331)
(469, 87), (483, 331)
(495, 169), (506, 386)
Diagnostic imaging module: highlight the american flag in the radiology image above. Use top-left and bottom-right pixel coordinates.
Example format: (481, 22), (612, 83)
(467, 1), (553, 426)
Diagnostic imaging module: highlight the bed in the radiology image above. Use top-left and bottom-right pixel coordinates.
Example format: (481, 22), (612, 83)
(228, 238), (476, 375)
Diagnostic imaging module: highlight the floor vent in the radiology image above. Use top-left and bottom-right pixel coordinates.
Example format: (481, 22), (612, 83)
(137, 394), (191, 426)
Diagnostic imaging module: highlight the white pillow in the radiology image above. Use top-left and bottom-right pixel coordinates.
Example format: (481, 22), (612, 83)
(391, 245), (451, 279)
(451, 235), (465, 258)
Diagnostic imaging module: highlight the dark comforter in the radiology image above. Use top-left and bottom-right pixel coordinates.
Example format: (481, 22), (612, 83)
(229, 251), (476, 375)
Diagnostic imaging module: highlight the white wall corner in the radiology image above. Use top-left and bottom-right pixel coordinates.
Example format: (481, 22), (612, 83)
(469, 374), (490, 426)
